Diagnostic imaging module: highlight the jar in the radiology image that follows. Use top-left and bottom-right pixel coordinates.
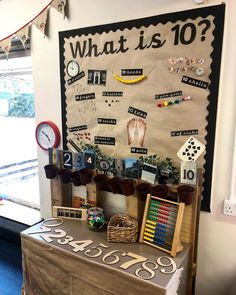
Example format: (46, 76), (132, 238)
(87, 207), (105, 231)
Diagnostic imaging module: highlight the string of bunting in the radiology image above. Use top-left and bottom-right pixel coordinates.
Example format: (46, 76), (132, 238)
(0, 0), (67, 58)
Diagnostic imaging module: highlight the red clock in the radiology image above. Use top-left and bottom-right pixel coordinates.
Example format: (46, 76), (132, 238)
(35, 121), (61, 150)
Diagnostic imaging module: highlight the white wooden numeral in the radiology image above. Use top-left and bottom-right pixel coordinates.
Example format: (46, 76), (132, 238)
(84, 243), (109, 258)
(135, 261), (158, 280)
(40, 229), (67, 243)
(68, 240), (94, 252)
(27, 226), (51, 235)
(120, 252), (147, 270)
(102, 250), (126, 265)
(156, 256), (177, 274)
(57, 235), (74, 245)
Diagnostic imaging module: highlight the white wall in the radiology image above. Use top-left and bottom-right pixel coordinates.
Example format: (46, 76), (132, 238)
(1, 1), (236, 294)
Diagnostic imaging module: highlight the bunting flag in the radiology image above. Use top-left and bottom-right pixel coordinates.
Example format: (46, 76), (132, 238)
(0, 37), (12, 59)
(51, 0), (67, 17)
(16, 26), (29, 48)
(0, 0), (67, 58)
(32, 9), (48, 35)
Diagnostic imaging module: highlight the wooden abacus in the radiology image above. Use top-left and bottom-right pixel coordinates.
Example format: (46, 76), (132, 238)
(139, 194), (185, 257)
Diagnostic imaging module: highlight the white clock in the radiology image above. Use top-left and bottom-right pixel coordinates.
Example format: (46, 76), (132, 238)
(66, 60), (80, 77)
(35, 121), (61, 150)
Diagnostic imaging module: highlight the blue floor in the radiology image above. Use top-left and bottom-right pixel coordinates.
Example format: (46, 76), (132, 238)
(0, 239), (22, 295)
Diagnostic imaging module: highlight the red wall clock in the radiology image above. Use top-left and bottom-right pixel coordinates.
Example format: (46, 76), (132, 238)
(35, 121), (61, 150)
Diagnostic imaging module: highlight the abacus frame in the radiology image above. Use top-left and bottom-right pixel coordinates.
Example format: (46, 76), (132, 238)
(139, 194), (185, 257)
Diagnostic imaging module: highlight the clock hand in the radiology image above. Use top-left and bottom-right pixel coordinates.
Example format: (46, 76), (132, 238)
(42, 131), (51, 143)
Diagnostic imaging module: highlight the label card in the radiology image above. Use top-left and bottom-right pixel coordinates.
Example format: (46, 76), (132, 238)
(121, 69), (143, 76)
(128, 107), (147, 119)
(75, 93), (95, 101)
(181, 75), (209, 89)
(67, 71), (85, 85)
(180, 161), (197, 185)
(97, 118), (117, 125)
(69, 125), (88, 132)
(141, 163), (158, 184)
(171, 129), (198, 137)
(155, 91), (182, 100)
(131, 147), (148, 155)
(102, 91), (123, 97)
(95, 136), (115, 145)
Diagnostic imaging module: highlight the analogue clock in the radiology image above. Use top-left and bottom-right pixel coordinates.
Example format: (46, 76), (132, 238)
(66, 60), (80, 77)
(35, 121), (61, 150)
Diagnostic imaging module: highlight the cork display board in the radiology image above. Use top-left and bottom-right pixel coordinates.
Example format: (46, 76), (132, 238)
(59, 5), (225, 211)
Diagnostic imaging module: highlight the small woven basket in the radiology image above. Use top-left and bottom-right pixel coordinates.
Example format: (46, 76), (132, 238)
(107, 214), (138, 243)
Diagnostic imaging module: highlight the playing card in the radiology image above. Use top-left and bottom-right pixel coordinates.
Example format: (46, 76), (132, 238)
(177, 136), (205, 162)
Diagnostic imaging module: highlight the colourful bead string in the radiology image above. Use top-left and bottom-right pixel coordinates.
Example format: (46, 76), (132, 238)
(157, 96), (191, 108)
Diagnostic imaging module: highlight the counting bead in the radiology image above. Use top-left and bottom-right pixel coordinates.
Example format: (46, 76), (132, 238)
(157, 103), (163, 108)
(174, 99), (180, 104)
(168, 101), (173, 105)
(164, 101), (168, 106)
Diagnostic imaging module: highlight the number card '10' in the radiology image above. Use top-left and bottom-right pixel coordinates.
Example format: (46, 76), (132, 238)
(180, 161), (197, 185)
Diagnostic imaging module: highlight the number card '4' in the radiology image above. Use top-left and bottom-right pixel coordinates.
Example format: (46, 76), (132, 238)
(180, 161), (197, 185)
(84, 150), (96, 169)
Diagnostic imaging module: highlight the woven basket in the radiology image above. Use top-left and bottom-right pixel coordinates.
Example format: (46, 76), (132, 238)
(107, 214), (138, 243)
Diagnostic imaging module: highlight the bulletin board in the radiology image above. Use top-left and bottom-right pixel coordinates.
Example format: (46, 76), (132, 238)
(59, 5), (225, 212)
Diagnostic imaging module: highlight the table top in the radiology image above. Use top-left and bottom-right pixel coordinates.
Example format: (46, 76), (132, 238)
(21, 218), (190, 290)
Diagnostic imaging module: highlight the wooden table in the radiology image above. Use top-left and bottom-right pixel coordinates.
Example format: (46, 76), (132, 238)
(21, 219), (191, 295)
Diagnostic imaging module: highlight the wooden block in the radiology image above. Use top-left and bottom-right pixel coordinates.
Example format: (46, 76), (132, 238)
(126, 194), (139, 221)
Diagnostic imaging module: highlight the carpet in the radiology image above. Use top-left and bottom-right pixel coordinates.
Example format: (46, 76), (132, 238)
(0, 239), (22, 295)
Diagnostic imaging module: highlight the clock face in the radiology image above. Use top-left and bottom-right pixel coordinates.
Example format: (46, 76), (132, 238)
(36, 121), (60, 150)
(66, 60), (80, 77)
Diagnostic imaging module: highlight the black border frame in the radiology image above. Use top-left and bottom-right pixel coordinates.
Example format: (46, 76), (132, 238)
(59, 4), (225, 212)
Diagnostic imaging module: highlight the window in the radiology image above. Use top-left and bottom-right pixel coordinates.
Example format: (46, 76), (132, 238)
(0, 45), (39, 210)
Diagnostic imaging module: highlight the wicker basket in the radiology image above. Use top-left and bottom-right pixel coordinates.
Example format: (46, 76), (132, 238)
(107, 214), (138, 243)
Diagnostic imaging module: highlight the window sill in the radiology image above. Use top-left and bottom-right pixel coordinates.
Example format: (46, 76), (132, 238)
(0, 200), (41, 226)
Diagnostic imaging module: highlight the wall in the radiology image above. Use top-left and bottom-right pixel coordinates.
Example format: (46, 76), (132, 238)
(0, 0), (236, 294)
